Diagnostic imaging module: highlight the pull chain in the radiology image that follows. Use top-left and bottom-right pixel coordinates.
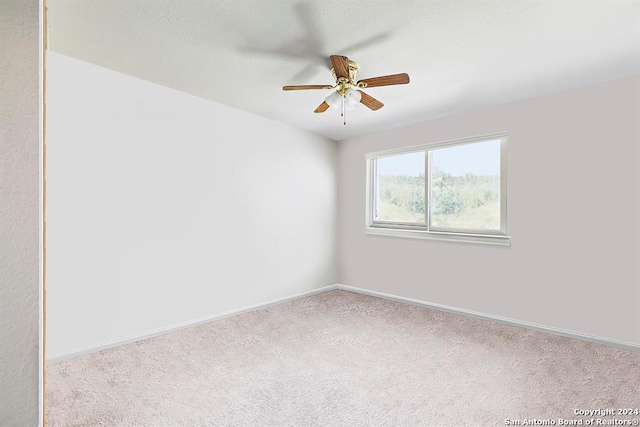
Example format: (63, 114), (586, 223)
(344, 96), (347, 126)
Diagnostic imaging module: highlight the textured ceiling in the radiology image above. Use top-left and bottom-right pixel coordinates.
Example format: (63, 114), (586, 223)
(48, 0), (639, 141)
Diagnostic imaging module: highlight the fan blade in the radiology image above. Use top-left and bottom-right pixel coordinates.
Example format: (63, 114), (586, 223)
(314, 101), (330, 113)
(357, 73), (410, 88)
(330, 55), (350, 80)
(283, 85), (332, 91)
(358, 90), (384, 110)
(339, 32), (391, 55)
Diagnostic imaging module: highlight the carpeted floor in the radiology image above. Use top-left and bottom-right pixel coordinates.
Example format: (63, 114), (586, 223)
(46, 290), (640, 426)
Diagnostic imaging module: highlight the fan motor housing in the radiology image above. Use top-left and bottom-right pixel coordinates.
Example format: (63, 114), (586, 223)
(331, 60), (359, 83)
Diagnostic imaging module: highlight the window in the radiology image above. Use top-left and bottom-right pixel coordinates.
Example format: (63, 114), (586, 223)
(366, 133), (510, 245)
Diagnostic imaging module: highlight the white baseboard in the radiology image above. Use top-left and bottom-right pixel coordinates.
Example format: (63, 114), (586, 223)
(334, 284), (640, 352)
(47, 284), (338, 364)
(48, 282), (638, 363)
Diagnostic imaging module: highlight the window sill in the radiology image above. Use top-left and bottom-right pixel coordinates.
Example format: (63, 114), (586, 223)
(365, 226), (511, 246)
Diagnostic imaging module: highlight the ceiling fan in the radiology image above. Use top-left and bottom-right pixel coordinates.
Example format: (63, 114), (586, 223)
(283, 55), (410, 125)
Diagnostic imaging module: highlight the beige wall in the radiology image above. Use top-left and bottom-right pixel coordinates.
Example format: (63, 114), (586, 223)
(0, 0), (41, 425)
(338, 75), (640, 346)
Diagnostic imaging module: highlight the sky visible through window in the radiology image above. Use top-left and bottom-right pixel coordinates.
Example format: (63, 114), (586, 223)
(377, 139), (501, 176)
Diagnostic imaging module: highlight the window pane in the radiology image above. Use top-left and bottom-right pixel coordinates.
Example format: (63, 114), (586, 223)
(375, 151), (425, 223)
(430, 140), (501, 231)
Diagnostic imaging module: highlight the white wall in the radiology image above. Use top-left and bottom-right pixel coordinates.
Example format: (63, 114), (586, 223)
(338, 75), (640, 346)
(0, 0), (41, 425)
(46, 52), (337, 358)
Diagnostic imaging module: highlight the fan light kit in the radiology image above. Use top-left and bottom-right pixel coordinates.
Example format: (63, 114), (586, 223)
(283, 55), (410, 125)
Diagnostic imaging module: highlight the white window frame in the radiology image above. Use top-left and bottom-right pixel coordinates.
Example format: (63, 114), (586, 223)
(365, 132), (511, 246)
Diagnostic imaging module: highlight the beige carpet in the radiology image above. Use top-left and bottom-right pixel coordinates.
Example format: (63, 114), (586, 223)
(46, 290), (640, 426)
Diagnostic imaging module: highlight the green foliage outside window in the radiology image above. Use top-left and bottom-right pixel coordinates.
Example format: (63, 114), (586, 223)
(377, 168), (500, 230)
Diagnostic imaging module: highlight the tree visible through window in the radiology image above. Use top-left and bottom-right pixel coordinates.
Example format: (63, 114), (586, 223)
(368, 135), (508, 241)
(375, 151), (425, 223)
(430, 139), (501, 231)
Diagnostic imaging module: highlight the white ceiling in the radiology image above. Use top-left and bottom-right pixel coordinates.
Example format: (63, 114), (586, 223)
(48, 0), (639, 141)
